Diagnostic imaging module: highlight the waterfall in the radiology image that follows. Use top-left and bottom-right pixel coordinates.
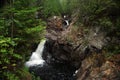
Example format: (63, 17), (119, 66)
(25, 39), (46, 67)
(65, 20), (69, 26)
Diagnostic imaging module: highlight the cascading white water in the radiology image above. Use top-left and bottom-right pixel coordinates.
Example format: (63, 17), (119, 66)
(25, 39), (46, 67)
(65, 20), (69, 26)
(25, 39), (77, 80)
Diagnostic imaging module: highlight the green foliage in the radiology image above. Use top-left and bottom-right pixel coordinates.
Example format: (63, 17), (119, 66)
(61, 0), (80, 14)
(0, 0), (45, 80)
(77, 0), (120, 56)
(0, 36), (22, 80)
(41, 0), (62, 17)
(78, 0), (119, 26)
(3, 72), (20, 80)
(40, 0), (79, 18)
(105, 44), (120, 58)
(0, 0), (119, 79)
(0, 36), (20, 63)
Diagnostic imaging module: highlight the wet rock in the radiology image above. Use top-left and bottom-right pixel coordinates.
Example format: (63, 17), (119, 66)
(42, 40), (81, 69)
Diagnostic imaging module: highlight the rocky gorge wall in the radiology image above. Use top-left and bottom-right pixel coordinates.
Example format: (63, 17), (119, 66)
(28, 15), (120, 80)
(45, 16), (120, 80)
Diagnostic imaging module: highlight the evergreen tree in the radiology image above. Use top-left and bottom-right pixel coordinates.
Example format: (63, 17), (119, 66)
(0, 0), (45, 79)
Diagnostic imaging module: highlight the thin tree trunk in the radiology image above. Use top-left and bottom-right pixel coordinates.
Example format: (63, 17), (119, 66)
(10, 0), (14, 38)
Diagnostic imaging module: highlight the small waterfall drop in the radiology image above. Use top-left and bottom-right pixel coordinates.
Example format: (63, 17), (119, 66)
(65, 20), (69, 26)
(25, 39), (46, 67)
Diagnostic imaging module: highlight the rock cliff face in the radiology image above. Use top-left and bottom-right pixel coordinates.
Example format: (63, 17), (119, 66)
(44, 16), (120, 80)
(29, 16), (120, 80)
(76, 54), (120, 80)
